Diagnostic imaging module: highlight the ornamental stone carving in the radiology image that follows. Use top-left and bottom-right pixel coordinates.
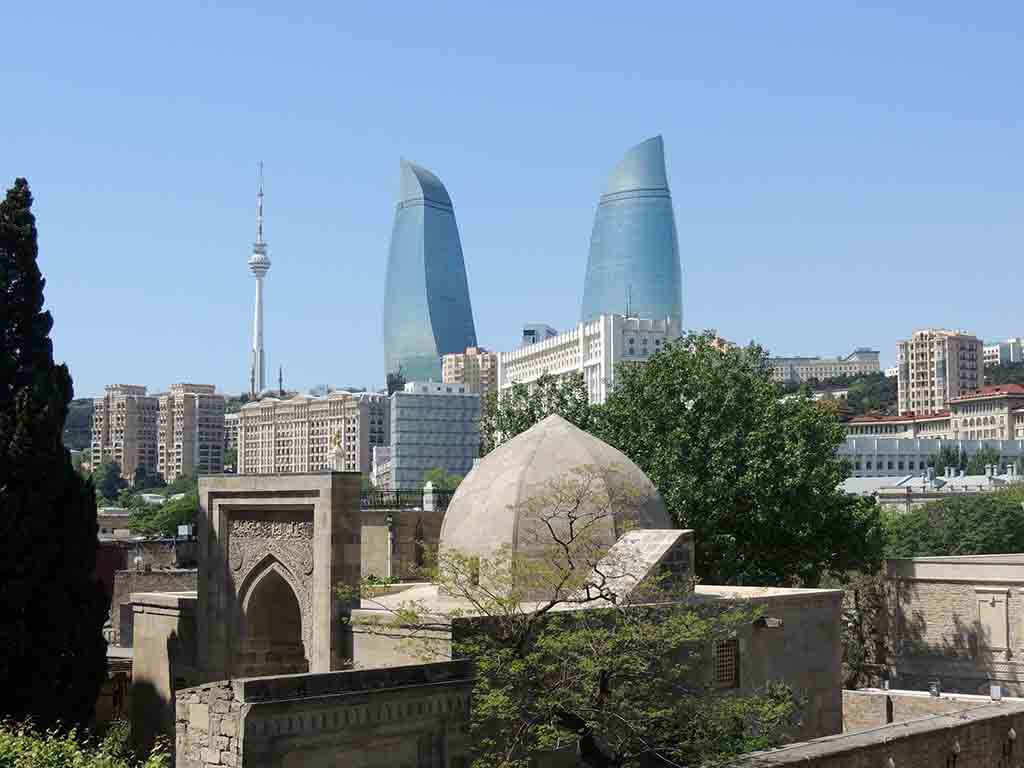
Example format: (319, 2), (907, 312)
(228, 514), (316, 654)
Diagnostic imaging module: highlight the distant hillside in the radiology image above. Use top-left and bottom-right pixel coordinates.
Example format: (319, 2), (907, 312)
(779, 372), (898, 416)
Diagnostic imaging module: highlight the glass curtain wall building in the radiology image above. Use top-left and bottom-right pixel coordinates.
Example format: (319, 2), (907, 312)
(581, 135), (683, 326)
(383, 160), (478, 383)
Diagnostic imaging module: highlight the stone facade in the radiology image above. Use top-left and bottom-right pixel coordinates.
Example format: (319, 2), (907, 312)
(175, 661), (474, 768)
(888, 555), (1024, 695)
(842, 688), (1024, 732)
(196, 473), (361, 682)
(737, 700), (1024, 768)
(113, 568), (197, 646)
(360, 507), (443, 581)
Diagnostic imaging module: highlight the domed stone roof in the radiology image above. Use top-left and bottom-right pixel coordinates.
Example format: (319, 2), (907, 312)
(439, 415), (672, 571)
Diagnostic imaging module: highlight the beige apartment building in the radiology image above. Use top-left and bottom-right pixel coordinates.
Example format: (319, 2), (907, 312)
(238, 391), (389, 475)
(157, 383), (226, 480)
(441, 346), (497, 396)
(91, 385), (159, 480)
(897, 328), (982, 415)
(768, 348), (880, 383)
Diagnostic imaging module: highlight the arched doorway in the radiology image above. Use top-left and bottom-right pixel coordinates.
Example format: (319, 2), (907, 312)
(237, 565), (308, 677)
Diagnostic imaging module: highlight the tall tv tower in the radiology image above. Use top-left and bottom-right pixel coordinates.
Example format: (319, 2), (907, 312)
(248, 162), (271, 396)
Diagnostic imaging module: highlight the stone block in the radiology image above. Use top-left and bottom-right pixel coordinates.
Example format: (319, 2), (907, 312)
(190, 702), (210, 731)
(220, 718), (237, 737)
(201, 747), (221, 765)
(215, 735), (230, 750)
(221, 751), (237, 767)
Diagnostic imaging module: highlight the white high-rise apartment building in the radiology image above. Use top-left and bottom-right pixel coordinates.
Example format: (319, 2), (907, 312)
(238, 391), (389, 475)
(984, 338), (1024, 367)
(442, 346), (498, 396)
(897, 328), (982, 415)
(767, 349), (881, 383)
(157, 383), (226, 479)
(498, 314), (681, 405)
(91, 385), (159, 480)
(389, 382), (480, 490)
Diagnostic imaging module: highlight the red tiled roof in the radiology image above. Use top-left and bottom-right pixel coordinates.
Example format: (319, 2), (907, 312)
(950, 384), (1024, 402)
(847, 410), (950, 424)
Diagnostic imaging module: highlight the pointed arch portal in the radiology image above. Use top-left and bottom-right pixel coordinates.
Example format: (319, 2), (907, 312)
(236, 561), (309, 677)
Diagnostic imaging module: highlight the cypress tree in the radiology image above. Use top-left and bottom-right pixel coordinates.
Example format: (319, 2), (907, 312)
(0, 178), (107, 727)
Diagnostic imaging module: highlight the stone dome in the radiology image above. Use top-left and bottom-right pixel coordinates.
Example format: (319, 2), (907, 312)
(439, 415), (672, 570)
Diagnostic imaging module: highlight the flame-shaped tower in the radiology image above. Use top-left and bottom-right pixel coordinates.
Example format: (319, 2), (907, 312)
(248, 163), (271, 396)
(581, 136), (682, 326)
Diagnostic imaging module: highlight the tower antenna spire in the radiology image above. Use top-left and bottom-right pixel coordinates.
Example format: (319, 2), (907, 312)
(256, 160), (265, 245)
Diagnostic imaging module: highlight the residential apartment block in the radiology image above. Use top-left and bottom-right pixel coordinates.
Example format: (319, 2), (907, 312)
(498, 314), (681, 405)
(840, 437), (1024, 478)
(388, 381), (480, 490)
(224, 412), (239, 453)
(238, 391), (389, 475)
(984, 337), (1024, 367)
(441, 346), (498, 396)
(157, 383), (226, 479)
(897, 329), (982, 415)
(768, 348), (880, 384)
(91, 385), (159, 480)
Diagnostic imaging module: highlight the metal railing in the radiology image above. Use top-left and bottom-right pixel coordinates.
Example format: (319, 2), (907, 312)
(360, 489), (454, 511)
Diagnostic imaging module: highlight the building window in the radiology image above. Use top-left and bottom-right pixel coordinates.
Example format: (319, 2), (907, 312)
(714, 638), (739, 688)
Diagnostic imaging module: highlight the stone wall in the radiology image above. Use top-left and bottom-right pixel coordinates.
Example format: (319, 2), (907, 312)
(112, 569), (197, 646)
(174, 661), (474, 768)
(842, 688), (1024, 732)
(360, 508), (443, 581)
(888, 557), (1024, 695)
(736, 700), (1024, 768)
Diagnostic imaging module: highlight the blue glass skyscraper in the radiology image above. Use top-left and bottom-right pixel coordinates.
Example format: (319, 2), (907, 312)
(581, 135), (682, 326)
(383, 160), (478, 382)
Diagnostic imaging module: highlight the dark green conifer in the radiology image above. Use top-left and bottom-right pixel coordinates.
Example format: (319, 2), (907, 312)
(0, 178), (107, 727)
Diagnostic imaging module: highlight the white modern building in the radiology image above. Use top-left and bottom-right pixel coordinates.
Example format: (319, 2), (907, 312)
(767, 349), (881, 384)
(839, 437), (1024, 478)
(370, 446), (391, 488)
(984, 338), (1024, 367)
(885, 366), (899, 379)
(897, 328), (982, 415)
(238, 391), (389, 475)
(498, 314), (681, 405)
(388, 381), (481, 490)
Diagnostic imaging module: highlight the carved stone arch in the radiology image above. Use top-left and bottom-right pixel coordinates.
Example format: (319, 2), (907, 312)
(235, 555), (311, 677)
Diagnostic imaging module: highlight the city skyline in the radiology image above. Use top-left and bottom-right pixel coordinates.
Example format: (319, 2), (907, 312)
(4, 4), (1023, 396)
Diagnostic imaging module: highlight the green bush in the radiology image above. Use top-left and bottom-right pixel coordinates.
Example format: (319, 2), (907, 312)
(0, 720), (168, 767)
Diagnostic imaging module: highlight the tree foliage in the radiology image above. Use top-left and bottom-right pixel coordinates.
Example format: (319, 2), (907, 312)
(594, 331), (883, 587)
(985, 361), (1024, 386)
(421, 467), (463, 491)
(928, 445), (967, 476)
(349, 466), (797, 767)
(0, 178), (108, 727)
(884, 486), (1024, 558)
(965, 446), (1004, 476)
(93, 459), (127, 501)
(128, 488), (198, 538)
(480, 371), (592, 456)
(0, 719), (168, 767)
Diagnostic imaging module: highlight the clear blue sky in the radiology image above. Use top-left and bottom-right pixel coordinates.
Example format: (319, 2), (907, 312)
(4, 2), (1022, 397)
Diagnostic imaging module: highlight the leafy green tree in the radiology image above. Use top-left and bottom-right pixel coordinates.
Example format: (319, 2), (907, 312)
(421, 467), (463, 490)
(594, 331), (883, 586)
(0, 719), (169, 767)
(965, 446), (1003, 475)
(128, 488), (198, 537)
(480, 371), (592, 456)
(928, 444), (967, 476)
(350, 466), (796, 767)
(163, 474), (195, 496)
(93, 458), (127, 500)
(884, 486), (1024, 558)
(0, 178), (107, 727)
(985, 361), (1024, 386)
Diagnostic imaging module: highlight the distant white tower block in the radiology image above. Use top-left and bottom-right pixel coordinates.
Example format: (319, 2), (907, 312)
(248, 163), (271, 396)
